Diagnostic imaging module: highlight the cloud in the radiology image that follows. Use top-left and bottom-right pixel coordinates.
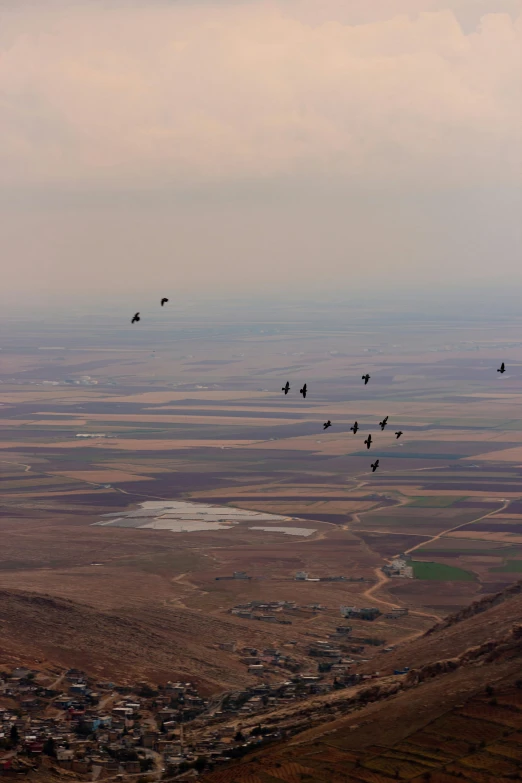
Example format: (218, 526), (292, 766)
(0, 0), (520, 193)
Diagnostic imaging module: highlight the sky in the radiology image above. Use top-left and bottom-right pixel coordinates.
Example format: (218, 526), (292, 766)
(1, 0), (521, 308)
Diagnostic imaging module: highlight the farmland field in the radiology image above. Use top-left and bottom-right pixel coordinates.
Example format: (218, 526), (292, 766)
(5, 303), (522, 687)
(405, 496), (466, 507)
(490, 560), (522, 572)
(409, 560), (477, 581)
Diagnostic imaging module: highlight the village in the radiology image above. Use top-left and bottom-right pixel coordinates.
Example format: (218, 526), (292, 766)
(0, 605), (401, 781)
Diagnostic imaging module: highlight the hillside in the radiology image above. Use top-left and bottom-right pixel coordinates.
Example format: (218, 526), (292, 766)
(0, 588), (288, 692)
(200, 581), (522, 782)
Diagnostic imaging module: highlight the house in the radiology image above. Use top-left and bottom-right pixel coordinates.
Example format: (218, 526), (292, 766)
(56, 749), (74, 763)
(69, 683), (87, 695)
(382, 556), (414, 579)
(384, 608), (409, 619)
(294, 572), (308, 581)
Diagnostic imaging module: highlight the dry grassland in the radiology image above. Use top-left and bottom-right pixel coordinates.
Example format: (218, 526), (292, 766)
(51, 470), (154, 482)
(0, 438), (257, 451)
(191, 485), (359, 498)
(105, 391), (277, 403)
(464, 446), (522, 461)
(0, 420), (39, 426)
(228, 500), (376, 515)
(448, 530), (522, 543)
(38, 412), (303, 425)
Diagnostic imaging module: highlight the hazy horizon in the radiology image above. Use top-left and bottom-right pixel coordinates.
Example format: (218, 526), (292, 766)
(1, 0), (521, 307)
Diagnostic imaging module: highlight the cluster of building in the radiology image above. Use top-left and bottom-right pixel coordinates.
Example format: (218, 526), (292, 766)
(382, 557), (414, 579)
(0, 658), (384, 779)
(229, 599), (327, 625)
(0, 666), (222, 777)
(215, 571), (252, 581)
(340, 606), (382, 621)
(228, 645), (302, 678)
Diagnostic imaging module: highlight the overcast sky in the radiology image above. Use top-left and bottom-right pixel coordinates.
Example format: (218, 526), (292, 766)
(1, 0), (521, 308)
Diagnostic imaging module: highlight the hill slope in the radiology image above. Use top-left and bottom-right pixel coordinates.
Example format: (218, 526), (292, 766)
(0, 588), (279, 691)
(200, 582), (522, 782)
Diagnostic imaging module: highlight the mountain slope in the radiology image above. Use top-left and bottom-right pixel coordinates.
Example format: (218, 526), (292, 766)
(0, 588), (277, 691)
(201, 582), (522, 782)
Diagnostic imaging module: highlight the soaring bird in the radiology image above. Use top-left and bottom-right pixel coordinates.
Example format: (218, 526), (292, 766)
(350, 421), (359, 435)
(300, 383), (307, 399)
(282, 381), (290, 395)
(362, 374), (370, 385)
(498, 362), (505, 374)
(364, 434), (372, 450)
(161, 298), (169, 307)
(395, 431), (403, 439)
(131, 312), (140, 324)
(323, 420), (332, 430)
(371, 460), (380, 472)
(379, 416), (389, 431)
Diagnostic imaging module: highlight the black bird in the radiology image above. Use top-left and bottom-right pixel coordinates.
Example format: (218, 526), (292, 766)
(300, 383), (307, 399)
(395, 431), (403, 439)
(379, 416), (389, 431)
(323, 420), (331, 430)
(350, 421), (359, 435)
(362, 373), (370, 385)
(371, 459), (379, 472)
(498, 362), (505, 374)
(282, 381), (290, 395)
(131, 312), (140, 324)
(364, 433), (372, 450)
(161, 298), (169, 307)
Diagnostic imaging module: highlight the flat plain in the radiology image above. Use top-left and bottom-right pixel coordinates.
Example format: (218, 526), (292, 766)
(3, 301), (522, 686)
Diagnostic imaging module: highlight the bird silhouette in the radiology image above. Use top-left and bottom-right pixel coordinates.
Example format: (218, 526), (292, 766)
(371, 460), (379, 472)
(498, 362), (505, 374)
(364, 434), (372, 450)
(395, 431), (403, 439)
(323, 420), (331, 430)
(161, 298), (169, 307)
(300, 383), (307, 399)
(379, 416), (389, 431)
(131, 312), (140, 324)
(362, 374), (370, 385)
(282, 381), (290, 395)
(350, 421), (359, 435)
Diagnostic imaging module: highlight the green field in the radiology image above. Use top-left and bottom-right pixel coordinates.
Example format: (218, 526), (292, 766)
(489, 560), (522, 573)
(410, 560), (476, 581)
(406, 496), (466, 508)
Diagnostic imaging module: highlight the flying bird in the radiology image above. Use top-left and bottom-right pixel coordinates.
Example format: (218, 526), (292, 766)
(323, 420), (332, 430)
(498, 362), (505, 374)
(364, 434), (372, 450)
(350, 421), (359, 435)
(131, 312), (140, 324)
(371, 460), (380, 472)
(282, 381), (290, 395)
(395, 431), (403, 439)
(379, 416), (389, 431)
(161, 298), (169, 307)
(362, 374), (370, 385)
(300, 383), (307, 398)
